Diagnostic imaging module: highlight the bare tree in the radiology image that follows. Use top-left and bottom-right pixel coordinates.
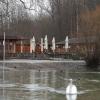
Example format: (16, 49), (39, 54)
(80, 5), (100, 66)
(0, 0), (35, 36)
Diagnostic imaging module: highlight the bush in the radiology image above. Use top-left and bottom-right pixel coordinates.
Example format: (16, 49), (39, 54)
(85, 56), (100, 68)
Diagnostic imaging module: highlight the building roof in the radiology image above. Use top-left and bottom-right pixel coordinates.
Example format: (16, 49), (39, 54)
(0, 35), (30, 40)
(56, 36), (97, 45)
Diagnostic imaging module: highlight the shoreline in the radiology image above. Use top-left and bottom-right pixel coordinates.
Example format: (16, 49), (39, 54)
(0, 59), (86, 70)
(0, 59), (85, 63)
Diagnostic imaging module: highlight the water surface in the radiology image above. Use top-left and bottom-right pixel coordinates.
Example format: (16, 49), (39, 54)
(0, 63), (100, 100)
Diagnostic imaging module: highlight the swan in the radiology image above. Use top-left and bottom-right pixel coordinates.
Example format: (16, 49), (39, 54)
(66, 79), (77, 95)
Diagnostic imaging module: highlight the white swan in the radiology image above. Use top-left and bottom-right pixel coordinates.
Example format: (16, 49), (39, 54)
(66, 79), (77, 95)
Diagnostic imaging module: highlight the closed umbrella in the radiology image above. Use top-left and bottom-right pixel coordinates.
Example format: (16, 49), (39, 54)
(41, 38), (43, 53)
(30, 36), (36, 53)
(44, 35), (48, 50)
(65, 36), (69, 52)
(32, 36), (36, 52)
(52, 37), (56, 52)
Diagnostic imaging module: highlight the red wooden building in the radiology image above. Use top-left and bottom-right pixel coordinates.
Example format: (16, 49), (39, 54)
(0, 35), (30, 54)
(0, 35), (96, 58)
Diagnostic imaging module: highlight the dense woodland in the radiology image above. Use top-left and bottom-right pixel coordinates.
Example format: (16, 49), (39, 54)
(0, 0), (100, 40)
(81, 6), (100, 67)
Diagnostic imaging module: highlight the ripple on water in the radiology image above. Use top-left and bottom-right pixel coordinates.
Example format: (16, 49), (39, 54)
(0, 84), (16, 88)
(21, 84), (89, 95)
(21, 83), (100, 95)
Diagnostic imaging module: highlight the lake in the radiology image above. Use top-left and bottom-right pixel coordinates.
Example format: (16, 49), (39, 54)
(0, 61), (100, 100)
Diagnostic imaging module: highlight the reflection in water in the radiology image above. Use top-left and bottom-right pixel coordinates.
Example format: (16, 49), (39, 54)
(0, 96), (11, 100)
(0, 67), (100, 100)
(66, 94), (77, 100)
(0, 84), (16, 88)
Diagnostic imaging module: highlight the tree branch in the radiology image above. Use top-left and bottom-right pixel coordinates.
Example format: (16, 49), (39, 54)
(19, 0), (36, 10)
(0, 0), (7, 4)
